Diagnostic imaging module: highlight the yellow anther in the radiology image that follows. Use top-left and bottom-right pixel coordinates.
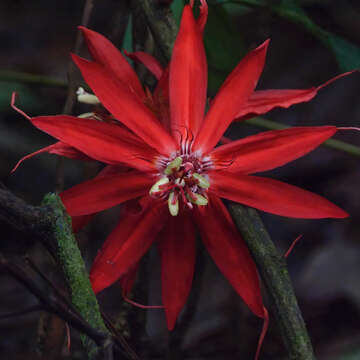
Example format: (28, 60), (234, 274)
(164, 157), (182, 175)
(168, 191), (179, 216)
(192, 193), (208, 206)
(76, 87), (100, 105)
(192, 173), (210, 189)
(78, 112), (96, 119)
(149, 177), (169, 195)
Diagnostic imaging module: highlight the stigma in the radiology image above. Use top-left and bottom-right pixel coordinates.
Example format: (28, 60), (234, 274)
(149, 153), (212, 216)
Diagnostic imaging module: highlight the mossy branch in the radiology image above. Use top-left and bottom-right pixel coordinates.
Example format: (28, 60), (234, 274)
(41, 193), (109, 358)
(227, 203), (316, 360)
(0, 188), (110, 358)
(135, 0), (178, 62)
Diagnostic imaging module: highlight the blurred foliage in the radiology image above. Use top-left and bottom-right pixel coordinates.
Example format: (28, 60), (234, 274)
(213, 0), (360, 72)
(1, 0), (358, 100)
(123, 15), (133, 53)
(0, 81), (41, 113)
(171, 0), (185, 25)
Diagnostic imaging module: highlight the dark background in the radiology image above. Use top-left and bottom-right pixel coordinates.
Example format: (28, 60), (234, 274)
(0, 0), (359, 359)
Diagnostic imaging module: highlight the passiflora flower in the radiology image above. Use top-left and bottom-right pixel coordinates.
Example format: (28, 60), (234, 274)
(12, 1), (352, 357)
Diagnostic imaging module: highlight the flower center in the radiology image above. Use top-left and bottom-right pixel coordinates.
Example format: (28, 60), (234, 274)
(149, 153), (211, 216)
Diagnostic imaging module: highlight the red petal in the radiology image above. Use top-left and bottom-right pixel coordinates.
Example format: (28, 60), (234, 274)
(194, 195), (264, 318)
(125, 50), (163, 80)
(169, 5), (207, 143)
(158, 213), (196, 330)
(193, 40), (269, 154)
(60, 171), (153, 216)
(119, 264), (138, 296)
(210, 172), (348, 218)
(90, 199), (167, 294)
(79, 26), (145, 99)
(31, 115), (158, 172)
(70, 165), (128, 232)
(72, 214), (94, 232)
(210, 126), (337, 174)
(235, 71), (355, 121)
(12, 141), (93, 173)
(72, 54), (177, 155)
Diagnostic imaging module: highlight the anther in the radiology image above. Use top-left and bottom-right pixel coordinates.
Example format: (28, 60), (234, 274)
(192, 173), (210, 189)
(149, 177), (169, 196)
(77, 112), (96, 119)
(168, 191), (179, 216)
(164, 156), (182, 175)
(76, 87), (100, 105)
(191, 193), (208, 206)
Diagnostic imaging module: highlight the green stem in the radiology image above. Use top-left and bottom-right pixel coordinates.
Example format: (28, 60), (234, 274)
(42, 194), (109, 358)
(245, 117), (360, 157)
(227, 203), (316, 360)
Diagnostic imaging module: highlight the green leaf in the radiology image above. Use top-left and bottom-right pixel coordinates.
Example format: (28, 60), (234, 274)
(171, 0), (185, 26)
(123, 15), (133, 53)
(271, 0), (360, 71)
(325, 33), (360, 71)
(234, 0), (360, 71)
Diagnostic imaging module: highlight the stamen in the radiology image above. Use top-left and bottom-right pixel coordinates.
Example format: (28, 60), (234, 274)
(183, 162), (194, 173)
(192, 193), (208, 206)
(164, 156), (182, 175)
(153, 146), (212, 215)
(192, 173), (210, 189)
(168, 191), (179, 216)
(175, 178), (185, 187)
(77, 112), (97, 119)
(187, 190), (198, 203)
(76, 87), (100, 105)
(149, 177), (169, 195)
(178, 186), (190, 206)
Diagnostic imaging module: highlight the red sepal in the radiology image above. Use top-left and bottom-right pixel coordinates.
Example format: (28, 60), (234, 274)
(193, 40), (269, 154)
(194, 195), (265, 318)
(169, 5), (207, 143)
(209, 172), (348, 219)
(79, 26), (145, 99)
(60, 171), (153, 216)
(210, 126), (337, 174)
(158, 212), (196, 330)
(90, 199), (167, 293)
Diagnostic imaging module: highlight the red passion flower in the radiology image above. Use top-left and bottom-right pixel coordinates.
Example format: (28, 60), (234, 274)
(12, 0), (351, 356)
